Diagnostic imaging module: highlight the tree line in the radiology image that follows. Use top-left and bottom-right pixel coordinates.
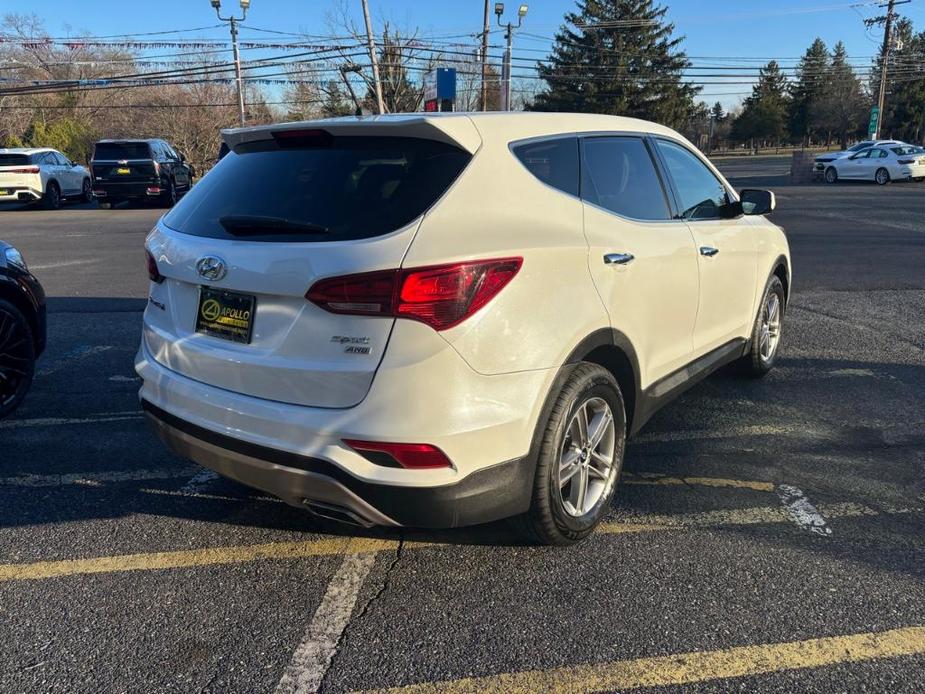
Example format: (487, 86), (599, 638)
(530, 0), (925, 149)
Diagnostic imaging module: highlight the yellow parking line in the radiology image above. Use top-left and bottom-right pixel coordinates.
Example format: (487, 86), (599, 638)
(623, 474), (775, 492)
(0, 536), (398, 583)
(1, 504), (916, 583)
(352, 626), (925, 694)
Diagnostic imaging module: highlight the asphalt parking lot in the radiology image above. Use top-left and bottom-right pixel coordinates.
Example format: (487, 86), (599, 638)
(1, 157), (924, 693)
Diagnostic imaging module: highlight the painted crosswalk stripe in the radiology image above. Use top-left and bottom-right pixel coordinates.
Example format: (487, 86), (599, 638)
(350, 626), (925, 694)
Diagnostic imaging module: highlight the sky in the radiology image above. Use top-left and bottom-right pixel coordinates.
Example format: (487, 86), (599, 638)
(6, 0), (925, 109)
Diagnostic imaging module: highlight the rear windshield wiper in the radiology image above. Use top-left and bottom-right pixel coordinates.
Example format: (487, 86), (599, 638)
(219, 215), (331, 235)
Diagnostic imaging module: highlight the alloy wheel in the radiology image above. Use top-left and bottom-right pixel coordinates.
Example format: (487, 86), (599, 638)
(876, 168), (890, 185)
(759, 292), (782, 362)
(0, 307), (32, 408)
(557, 396), (617, 517)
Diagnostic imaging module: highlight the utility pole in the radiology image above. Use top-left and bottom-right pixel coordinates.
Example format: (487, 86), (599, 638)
(340, 64), (363, 116)
(481, 1), (491, 111)
(361, 0), (386, 114)
(495, 3), (528, 112)
(210, 0), (250, 127)
(867, 0), (911, 138)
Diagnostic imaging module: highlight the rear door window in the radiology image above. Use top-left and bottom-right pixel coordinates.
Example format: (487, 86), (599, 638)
(163, 135), (472, 243)
(94, 142), (151, 160)
(580, 137), (671, 220)
(512, 138), (579, 196)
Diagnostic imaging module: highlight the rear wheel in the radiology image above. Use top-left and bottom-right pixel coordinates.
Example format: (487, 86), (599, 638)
(41, 181), (61, 210)
(737, 275), (785, 378)
(0, 300), (36, 420)
(160, 180), (177, 208)
(824, 167), (838, 184)
(81, 178), (93, 203)
(875, 167), (891, 185)
(517, 363), (626, 546)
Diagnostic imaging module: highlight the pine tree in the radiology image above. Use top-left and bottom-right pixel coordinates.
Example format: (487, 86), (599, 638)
(731, 61), (790, 145)
(710, 102), (726, 122)
(530, 0), (700, 129)
(874, 19), (925, 142)
(789, 38), (829, 144)
(816, 42), (867, 148)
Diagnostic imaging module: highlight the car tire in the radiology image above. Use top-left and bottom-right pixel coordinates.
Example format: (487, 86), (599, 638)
(824, 167), (838, 184)
(161, 180), (177, 208)
(875, 168), (890, 185)
(81, 178), (93, 203)
(0, 299), (36, 420)
(516, 363), (626, 546)
(737, 275), (786, 378)
(41, 181), (61, 210)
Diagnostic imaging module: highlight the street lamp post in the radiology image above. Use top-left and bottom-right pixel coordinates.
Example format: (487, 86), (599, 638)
(495, 3), (527, 112)
(210, 0), (250, 127)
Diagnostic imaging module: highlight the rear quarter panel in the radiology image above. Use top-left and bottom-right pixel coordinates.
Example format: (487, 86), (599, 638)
(402, 135), (609, 376)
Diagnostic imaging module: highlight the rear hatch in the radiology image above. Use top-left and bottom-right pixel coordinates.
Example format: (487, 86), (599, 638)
(92, 141), (157, 182)
(0, 153), (39, 192)
(144, 119), (478, 408)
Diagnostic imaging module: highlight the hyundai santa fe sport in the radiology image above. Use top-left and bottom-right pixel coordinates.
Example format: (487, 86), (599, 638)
(138, 113), (790, 545)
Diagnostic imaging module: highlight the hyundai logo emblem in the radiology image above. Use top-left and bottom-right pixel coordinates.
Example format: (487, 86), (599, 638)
(196, 256), (227, 282)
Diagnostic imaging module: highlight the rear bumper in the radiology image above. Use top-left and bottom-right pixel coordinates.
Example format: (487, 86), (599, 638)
(143, 399), (533, 528)
(92, 180), (161, 199)
(0, 187), (41, 202)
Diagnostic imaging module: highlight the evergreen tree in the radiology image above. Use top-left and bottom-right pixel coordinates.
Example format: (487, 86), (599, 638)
(530, 0), (700, 129)
(874, 19), (925, 142)
(815, 42), (867, 147)
(710, 101), (726, 122)
(789, 38), (829, 144)
(731, 61), (790, 145)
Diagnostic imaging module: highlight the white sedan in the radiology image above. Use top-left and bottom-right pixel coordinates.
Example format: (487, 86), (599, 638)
(824, 144), (925, 185)
(0, 147), (93, 209)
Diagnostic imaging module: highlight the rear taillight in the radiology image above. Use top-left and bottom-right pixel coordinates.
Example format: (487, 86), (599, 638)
(898, 159), (915, 165)
(344, 439), (452, 469)
(7, 166), (40, 174)
(146, 249), (164, 283)
(306, 258), (522, 331)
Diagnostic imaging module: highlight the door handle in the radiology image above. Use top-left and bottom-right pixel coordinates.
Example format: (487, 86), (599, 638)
(604, 253), (635, 266)
(699, 246), (720, 257)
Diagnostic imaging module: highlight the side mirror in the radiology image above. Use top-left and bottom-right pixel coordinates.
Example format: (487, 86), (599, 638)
(739, 189), (775, 216)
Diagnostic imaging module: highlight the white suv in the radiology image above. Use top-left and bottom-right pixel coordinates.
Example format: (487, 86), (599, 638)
(0, 148), (92, 209)
(137, 113), (790, 545)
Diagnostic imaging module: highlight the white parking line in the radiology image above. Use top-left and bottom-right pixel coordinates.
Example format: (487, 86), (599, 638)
(37, 344), (114, 376)
(179, 468), (220, 494)
(275, 542), (385, 694)
(776, 484), (832, 536)
(0, 467), (199, 487)
(0, 413), (143, 429)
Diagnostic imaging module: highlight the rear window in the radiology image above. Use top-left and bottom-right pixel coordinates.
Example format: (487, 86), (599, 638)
(163, 135), (472, 243)
(93, 142), (151, 160)
(0, 154), (30, 166)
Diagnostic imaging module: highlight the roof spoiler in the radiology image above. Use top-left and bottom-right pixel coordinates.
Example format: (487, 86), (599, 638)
(220, 115), (482, 155)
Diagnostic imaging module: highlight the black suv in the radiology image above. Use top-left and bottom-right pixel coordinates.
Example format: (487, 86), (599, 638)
(91, 139), (195, 208)
(0, 240), (46, 419)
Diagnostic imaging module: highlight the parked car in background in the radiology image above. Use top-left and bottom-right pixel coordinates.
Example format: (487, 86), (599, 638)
(0, 240), (46, 419)
(138, 113), (790, 545)
(0, 148), (92, 209)
(91, 139), (194, 209)
(814, 140), (903, 174)
(824, 144), (925, 185)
